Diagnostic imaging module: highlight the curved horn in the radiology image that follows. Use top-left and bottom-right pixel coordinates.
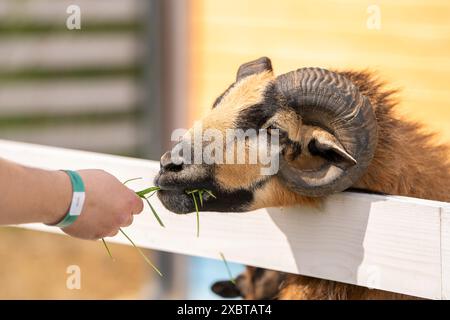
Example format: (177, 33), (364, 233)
(276, 67), (378, 196)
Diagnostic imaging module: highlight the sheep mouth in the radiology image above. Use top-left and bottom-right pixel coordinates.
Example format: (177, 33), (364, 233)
(153, 171), (220, 214)
(156, 186), (254, 215)
(156, 188), (218, 214)
(154, 172), (254, 214)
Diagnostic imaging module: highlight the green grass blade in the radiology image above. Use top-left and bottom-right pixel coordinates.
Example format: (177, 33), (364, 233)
(124, 181), (163, 227)
(122, 177), (143, 185)
(204, 189), (216, 199)
(136, 186), (161, 197)
(186, 189), (216, 237)
(101, 238), (114, 260)
(119, 228), (162, 277)
(220, 252), (235, 285)
(191, 192), (200, 238)
(198, 190), (204, 207)
(147, 191), (157, 199)
(143, 197), (165, 227)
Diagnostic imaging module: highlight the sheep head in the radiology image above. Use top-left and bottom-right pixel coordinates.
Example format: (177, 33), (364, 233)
(155, 57), (378, 214)
(211, 267), (287, 300)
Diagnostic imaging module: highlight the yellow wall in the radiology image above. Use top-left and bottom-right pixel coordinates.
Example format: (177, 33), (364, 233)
(189, 0), (450, 143)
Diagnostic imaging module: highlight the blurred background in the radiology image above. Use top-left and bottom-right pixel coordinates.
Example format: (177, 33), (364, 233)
(0, 0), (449, 298)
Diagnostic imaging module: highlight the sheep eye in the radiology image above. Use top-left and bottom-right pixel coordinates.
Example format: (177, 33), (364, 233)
(266, 125), (278, 133)
(266, 125), (287, 140)
(266, 125), (280, 134)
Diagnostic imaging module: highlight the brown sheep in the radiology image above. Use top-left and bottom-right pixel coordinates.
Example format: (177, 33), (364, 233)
(155, 57), (450, 299)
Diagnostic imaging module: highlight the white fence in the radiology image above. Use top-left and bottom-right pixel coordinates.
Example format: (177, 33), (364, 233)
(1, 139), (449, 300)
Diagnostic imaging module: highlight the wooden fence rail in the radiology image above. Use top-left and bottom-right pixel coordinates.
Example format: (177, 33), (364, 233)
(1, 139), (449, 300)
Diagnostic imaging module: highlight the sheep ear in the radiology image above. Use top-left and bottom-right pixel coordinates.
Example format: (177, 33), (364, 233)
(236, 57), (273, 81)
(308, 132), (357, 166)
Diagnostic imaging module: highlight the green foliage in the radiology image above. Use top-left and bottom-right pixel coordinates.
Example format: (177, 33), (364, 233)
(185, 189), (216, 238)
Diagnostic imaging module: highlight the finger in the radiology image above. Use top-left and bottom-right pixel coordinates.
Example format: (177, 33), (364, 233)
(107, 229), (119, 237)
(121, 214), (134, 227)
(132, 195), (144, 215)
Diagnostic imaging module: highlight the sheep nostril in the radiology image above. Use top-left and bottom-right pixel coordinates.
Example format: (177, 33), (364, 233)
(163, 162), (184, 173)
(160, 151), (185, 173)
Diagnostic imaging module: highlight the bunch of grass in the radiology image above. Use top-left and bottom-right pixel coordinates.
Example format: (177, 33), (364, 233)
(100, 178), (164, 276)
(185, 189), (216, 237)
(102, 179), (233, 282)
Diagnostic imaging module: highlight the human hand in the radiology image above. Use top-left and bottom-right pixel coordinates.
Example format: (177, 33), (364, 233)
(61, 169), (144, 240)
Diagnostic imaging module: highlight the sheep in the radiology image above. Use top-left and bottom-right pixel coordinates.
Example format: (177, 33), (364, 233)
(155, 57), (450, 299)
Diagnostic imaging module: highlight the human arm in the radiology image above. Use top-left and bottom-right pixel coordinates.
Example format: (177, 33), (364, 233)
(0, 158), (143, 239)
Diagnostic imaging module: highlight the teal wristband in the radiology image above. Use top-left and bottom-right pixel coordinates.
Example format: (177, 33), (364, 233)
(54, 170), (86, 228)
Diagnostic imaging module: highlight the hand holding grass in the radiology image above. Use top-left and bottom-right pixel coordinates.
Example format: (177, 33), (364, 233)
(0, 160), (144, 240)
(0, 158), (221, 278)
(61, 169), (144, 240)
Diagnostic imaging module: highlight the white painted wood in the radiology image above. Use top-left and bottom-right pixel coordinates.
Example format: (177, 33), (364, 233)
(0, 35), (141, 71)
(0, 78), (138, 116)
(0, 140), (447, 299)
(441, 206), (450, 299)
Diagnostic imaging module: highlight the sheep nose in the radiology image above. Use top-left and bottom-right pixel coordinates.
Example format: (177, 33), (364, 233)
(160, 151), (184, 173)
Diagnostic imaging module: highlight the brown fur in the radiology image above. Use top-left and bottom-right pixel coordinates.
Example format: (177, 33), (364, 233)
(160, 60), (450, 299)
(199, 70), (276, 192)
(250, 70), (450, 300)
(216, 163), (267, 191)
(278, 275), (418, 300)
(252, 176), (320, 210)
(265, 109), (303, 142)
(347, 70), (450, 202)
(201, 70), (274, 132)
